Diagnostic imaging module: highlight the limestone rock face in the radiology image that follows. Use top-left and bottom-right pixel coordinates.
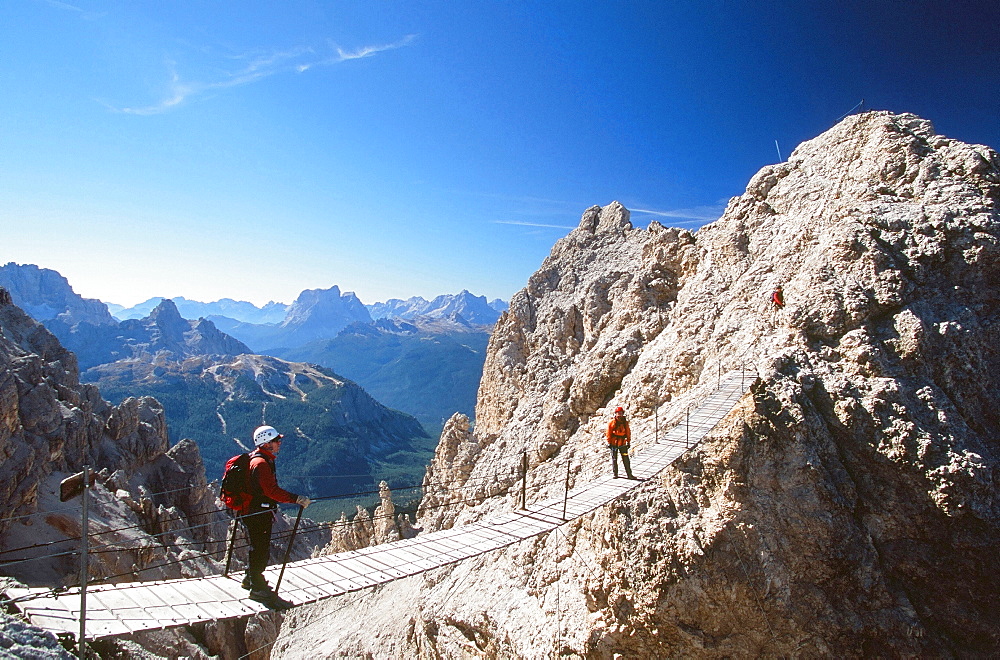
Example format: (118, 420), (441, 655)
(421, 202), (700, 529)
(0, 263), (117, 328)
(418, 413), (483, 530)
(278, 112), (1000, 657)
(318, 481), (417, 555)
(0, 297), (169, 544)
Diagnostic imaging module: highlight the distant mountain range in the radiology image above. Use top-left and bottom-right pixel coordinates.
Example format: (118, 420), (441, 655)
(211, 287), (505, 354)
(368, 291), (507, 325)
(109, 289), (509, 330)
(109, 296), (289, 324)
(0, 262), (505, 493)
(53, 298), (250, 370)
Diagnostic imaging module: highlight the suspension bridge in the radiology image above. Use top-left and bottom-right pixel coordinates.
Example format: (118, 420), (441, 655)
(5, 370), (753, 644)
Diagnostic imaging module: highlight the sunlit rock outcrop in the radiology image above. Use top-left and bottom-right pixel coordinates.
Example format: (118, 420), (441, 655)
(279, 112), (1000, 657)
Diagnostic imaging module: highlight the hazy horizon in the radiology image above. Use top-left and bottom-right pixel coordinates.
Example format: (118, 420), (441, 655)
(101, 286), (509, 310)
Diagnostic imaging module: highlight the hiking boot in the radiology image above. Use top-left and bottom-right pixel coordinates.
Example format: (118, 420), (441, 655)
(250, 588), (294, 610)
(242, 574), (268, 591)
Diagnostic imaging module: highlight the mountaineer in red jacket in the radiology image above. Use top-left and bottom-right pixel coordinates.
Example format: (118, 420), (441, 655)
(241, 425), (310, 609)
(772, 284), (785, 308)
(606, 406), (636, 479)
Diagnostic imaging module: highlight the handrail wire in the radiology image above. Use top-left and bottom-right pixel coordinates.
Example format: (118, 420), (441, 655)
(0, 471), (519, 567)
(0, 456), (522, 560)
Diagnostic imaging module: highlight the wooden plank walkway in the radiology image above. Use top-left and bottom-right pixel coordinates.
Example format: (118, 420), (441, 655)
(8, 371), (752, 640)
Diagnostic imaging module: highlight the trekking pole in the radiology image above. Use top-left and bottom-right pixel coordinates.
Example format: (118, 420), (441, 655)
(274, 505), (304, 595)
(223, 514), (239, 577)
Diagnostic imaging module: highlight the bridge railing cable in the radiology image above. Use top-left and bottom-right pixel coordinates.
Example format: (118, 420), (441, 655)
(0, 493), (228, 556)
(3, 484), (513, 600)
(0, 505), (81, 527)
(0, 471), (513, 573)
(0, 479), (219, 529)
(0, 449), (524, 564)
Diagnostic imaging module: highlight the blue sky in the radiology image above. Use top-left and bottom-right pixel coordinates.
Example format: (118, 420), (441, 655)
(2, 1), (998, 307)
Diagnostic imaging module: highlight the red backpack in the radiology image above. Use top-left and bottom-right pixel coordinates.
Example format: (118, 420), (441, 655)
(220, 453), (252, 512)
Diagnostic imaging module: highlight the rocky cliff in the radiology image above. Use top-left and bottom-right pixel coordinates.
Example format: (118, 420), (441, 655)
(0, 292), (232, 587)
(0, 292), (160, 528)
(275, 112), (1000, 657)
(0, 263), (117, 328)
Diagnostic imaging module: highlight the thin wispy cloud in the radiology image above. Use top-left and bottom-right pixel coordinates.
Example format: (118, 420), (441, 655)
(439, 188), (586, 220)
(494, 220), (577, 230)
(335, 34), (417, 62)
(41, 0), (83, 12)
(38, 0), (104, 20)
(630, 204), (725, 224)
(116, 35), (417, 115)
(243, 46), (314, 73)
(296, 34), (416, 71)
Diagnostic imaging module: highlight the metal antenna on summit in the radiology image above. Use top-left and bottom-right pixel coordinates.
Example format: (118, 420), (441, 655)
(835, 99), (865, 122)
(775, 140), (782, 162)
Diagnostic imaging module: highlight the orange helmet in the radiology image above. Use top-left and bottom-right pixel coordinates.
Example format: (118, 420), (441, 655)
(615, 406), (624, 414)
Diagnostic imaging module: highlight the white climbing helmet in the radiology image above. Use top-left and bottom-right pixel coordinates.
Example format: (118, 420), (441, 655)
(253, 425), (283, 447)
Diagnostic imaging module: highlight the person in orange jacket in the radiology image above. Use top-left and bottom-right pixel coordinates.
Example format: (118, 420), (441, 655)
(606, 406), (636, 479)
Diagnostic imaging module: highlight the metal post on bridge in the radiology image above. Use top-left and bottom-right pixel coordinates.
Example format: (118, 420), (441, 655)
(686, 407), (690, 449)
(78, 465), (89, 660)
(655, 405), (659, 444)
(562, 461), (570, 521)
(520, 449), (528, 510)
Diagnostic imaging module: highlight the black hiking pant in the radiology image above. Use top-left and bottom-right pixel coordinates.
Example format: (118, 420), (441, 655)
(241, 508), (274, 586)
(609, 444), (633, 478)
